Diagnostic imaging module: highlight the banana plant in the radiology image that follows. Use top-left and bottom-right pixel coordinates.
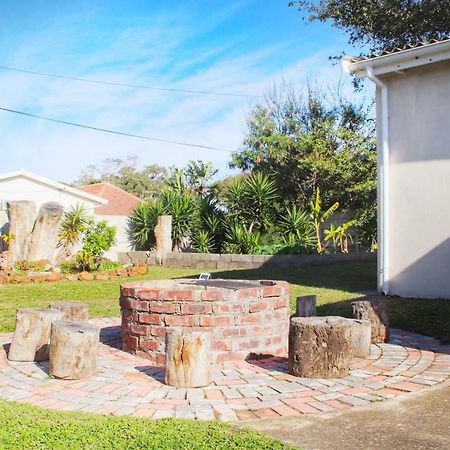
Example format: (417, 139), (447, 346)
(325, 219), (356, 253)
(309, 188), (339, 253)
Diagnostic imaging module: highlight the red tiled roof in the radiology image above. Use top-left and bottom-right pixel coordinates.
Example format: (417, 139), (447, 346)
(78, 182), (141, 215)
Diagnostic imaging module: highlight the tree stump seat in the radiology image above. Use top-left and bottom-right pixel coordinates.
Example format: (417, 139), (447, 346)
(48, 301), (89, 321)
(8, 308), (64, 362)
(165, 329), (211, 388)
(348, 318), (372, 358)
(289, 316), (352, 378)
(49, 320), (99, 380)
(295, 295), (317, 317)
(352, 299), (389, 343)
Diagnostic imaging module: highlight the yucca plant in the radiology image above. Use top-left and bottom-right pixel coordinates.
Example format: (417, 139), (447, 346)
(58, 204), (88, 255)
(278, 204), (315, 250)
(127, 200), (164, 250)
(223, 221), (261, 254)
(192, 230), (215, 253)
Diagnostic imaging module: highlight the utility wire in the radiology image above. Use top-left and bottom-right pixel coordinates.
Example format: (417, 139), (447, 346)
(0, 65), (255, 98)
(0, 107), (232, 153)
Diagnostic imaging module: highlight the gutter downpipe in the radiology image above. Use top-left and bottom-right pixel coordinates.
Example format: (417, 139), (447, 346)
(366, 67), (389, 295)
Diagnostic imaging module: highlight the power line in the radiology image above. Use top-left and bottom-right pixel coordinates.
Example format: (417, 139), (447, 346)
(0, 107), (232, 153)
(0, 65), (255, 98)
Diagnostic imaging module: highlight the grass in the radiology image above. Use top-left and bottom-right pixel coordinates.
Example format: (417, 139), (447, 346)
(0, 400), (295, 450)
(1, 259), (449, 342)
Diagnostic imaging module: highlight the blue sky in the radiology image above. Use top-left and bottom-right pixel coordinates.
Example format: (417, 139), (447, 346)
(0, 0), (365, 182)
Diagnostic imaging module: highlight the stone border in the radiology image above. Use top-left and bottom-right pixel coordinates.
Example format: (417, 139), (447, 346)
(0, 318), (449, 421)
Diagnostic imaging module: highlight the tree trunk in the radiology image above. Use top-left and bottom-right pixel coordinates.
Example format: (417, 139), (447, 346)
(165, 329), (211, 387)
(289, 316), (352, 378)
(348, 319), (372, 358)
(27, 202), (64, 264)
(295, 295), (317, 317)
(155, 215), (172, 260)
(6, 201), (36, 264)
(48, 301), (89, 321)
(352, 299), (389, 343)
(49, 320), (99, 379)
(8, 308), (64, 361)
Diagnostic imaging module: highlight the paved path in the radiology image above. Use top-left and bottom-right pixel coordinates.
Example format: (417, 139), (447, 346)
(0, 318), (449, 422)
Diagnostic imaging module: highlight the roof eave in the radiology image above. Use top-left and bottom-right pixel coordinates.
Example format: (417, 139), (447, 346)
(342, 40), (450, 78)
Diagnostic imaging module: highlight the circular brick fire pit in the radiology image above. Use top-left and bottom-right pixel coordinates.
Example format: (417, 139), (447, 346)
(120, 279), (290, 366)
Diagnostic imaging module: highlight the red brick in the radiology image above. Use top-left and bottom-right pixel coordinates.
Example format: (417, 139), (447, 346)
(254, 408), (280, 419)
(215, 351), (247, 363)
(120, 287), (137, 297)
(237, 287), (260, 299)
(214, 303), (245, 314)
(155, 353), (166, 366)
(139, 289), (163, 300)
(221, 327), (241, 338)
(274, 297), (288, 309)
(239, 339), (260, 349)
(201, 289), (229, 301)
(140, 339), (159, 351)
(121, 309), (138, 321)
(123, 334), (139, 350)
(150, 326), (168, 337)
(130, 323), (150, 336)
(120, 297), (149, 312)
(164, 290), (193, 301)
(181, 303), (212, 315)
(165, 315), (195, 326)
(211, 340), (231, 351)
(139, 313), (161, 325)
(205, 389), (223, 399)
(248, 325), (273, 336)
(200, 315), (232, 326)
(262, 285), (282, 297)
(240, 314), (262, 324)
(149, 302), (176, 314)
(388, 381), (424, 392)
(249, 301), (269, 313)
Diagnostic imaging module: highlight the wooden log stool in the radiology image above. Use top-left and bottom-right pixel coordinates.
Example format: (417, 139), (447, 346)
(165, 329), (211, 388)
(347, 319), (372, 358)
(289, 316), (352, 378)
(352, 299), (389, 343)
(8, 308), (64, 362)
(48, 301), (89, 321)
(49, 320), (99, 380)
(295, 295), (317, 317)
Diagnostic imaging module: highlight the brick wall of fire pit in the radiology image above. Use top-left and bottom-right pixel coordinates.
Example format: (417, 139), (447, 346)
(120, 279), (290, 365)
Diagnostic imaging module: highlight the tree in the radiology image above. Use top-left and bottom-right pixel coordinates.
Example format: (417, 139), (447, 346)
(231, 83), (377, 213)
(185, 160), (218, 197)
(75, 156), (167, 198)
(290, 1), (450, 53)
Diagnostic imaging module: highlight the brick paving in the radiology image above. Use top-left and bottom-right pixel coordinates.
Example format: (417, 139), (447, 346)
(0, 318), (449, 422)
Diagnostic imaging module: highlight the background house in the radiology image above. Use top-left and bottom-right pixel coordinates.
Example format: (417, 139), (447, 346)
(343, 38), (450, 299)
(0, 169), (106, 252)
(78, 182), (141, 259)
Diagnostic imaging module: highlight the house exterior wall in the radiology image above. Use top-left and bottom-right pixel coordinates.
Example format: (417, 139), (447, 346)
(377, 60), (450, 298)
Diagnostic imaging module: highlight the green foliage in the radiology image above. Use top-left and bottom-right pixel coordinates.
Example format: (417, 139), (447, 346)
(231, 83), (376, 211)
(58, 204), (88, 252)
(0, 400), (292, 450)
(224, 172), (279, 233)
(290, 0), (450, 53)
(76, 157), (167, 198)
(223, 222), (261, 254)
(160, 190), (200, 250)
(0, 233), (15, 246)
(192, 230), (215, 254)
(309, 188), (340, 253)
(278, 204), (315, 251)
(185, 160), (218, 197)
(325, 219), (357, 253)
(75, 220), (116, 272)
(127, 200), (164, 250)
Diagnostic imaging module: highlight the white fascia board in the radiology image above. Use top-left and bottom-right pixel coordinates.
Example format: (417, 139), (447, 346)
(342, 39), (450, 78)
(0, 169), (107, 206)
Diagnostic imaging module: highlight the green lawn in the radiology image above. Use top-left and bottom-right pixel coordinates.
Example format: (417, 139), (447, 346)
(1, 260), (449, 342)
(0, 400), (294, 450)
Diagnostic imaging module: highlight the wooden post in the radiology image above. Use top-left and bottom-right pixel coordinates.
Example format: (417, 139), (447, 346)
(48, 301), (89, 321)
(6, 201), (36, 264)
(352, 299), (389, 343)
(295, 295), (317, 317)
(348, 319), (372, 358)
(165, 329), (211, 387)
(154, 215), (172, 260)
(49, 321), (100, 379)
(8, 308), (64, 361)
(27, 201), (64, 264)
(289, 316), (352, 378)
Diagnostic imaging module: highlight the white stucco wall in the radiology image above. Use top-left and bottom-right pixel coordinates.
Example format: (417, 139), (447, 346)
(96, 214), (131, 260)
(377, 60), (450, 299)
